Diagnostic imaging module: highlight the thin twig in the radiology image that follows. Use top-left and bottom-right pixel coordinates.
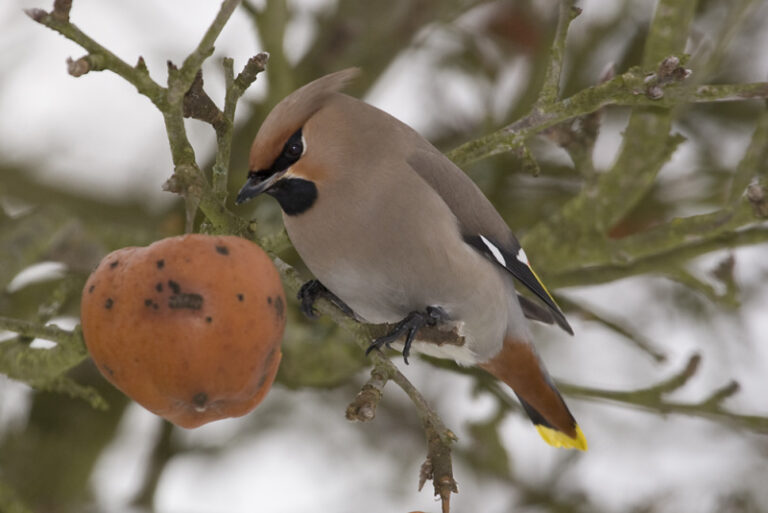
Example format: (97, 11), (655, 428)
(388, 362), (458, 513)
(345, 365), (389, 422)
(25, 7), (165, 104)
(727, 108), (768, 204)
(0, 316), (80, 346)
(0, 317), (87, 383)
(169, 0), (243, 104)
(560, 355), (768, 432)
(448, 73), (768, 167)
(272, 257), (459, 509)
(537, 0), (580, 105)
(213, 53), (270, 200)
(558, 298), (667, 362)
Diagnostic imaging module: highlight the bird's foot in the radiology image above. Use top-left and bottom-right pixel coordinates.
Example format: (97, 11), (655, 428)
(297, 280), (356, 320)
(366, 306), (446, 365)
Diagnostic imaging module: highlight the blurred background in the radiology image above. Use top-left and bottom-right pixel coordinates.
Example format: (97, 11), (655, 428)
(2, 0), (768, 512)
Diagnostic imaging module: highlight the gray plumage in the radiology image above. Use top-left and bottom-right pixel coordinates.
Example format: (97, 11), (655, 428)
(238, 69), (586, 449)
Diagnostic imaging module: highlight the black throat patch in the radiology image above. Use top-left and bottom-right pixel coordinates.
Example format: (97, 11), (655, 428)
(266, 178), (318, 216)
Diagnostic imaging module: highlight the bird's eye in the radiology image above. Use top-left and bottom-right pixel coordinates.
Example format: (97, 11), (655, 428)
(285, 141), (303, 158)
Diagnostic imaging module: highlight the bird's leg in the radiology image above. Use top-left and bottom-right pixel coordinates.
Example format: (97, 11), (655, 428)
(297, 279), (356, 319)
(366, 306), (447, 365)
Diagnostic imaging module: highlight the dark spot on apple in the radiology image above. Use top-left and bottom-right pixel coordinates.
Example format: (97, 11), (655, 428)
(271, 296), (284, 320)
(192, 392), (208, 407)
(168, 292), (203, 310)
(264, 346), (277, 368)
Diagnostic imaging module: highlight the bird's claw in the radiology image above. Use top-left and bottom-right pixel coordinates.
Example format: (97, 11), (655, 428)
(297, 280), (355, 320)
(366, 306), (446, 365)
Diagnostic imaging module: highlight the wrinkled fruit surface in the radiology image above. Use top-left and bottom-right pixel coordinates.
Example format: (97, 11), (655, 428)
(81, 234), (285, 428)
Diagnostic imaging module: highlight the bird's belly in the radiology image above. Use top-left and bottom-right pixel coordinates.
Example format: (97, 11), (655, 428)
(282, 182), (512, 363)
(294, 234), (511, 363)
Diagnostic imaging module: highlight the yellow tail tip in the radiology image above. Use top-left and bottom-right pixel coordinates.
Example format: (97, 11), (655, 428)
(535, 424), (588, 451)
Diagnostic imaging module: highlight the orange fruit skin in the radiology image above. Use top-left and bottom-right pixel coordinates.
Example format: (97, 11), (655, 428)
(80, 234), (285, 428)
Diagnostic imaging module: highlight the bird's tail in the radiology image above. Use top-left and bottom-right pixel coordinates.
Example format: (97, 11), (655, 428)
(479, 336), (587, 451)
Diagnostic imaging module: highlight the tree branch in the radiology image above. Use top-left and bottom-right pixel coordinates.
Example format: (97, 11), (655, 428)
(0, 317), (86, 379)
(537, 0), (580, 105)
(728, 108), (768, 204)
(447, 72), (768, 168)
(168, 0), (243, 105)
(213, 53), (269, 200)
(0, 318), (102, 410)
(272, 257), (459, 510)
(560, 355), (768, 432)
(27, 0), (260, 236)
(25, 7), (165, 104)
(558, 297), (667, 362)
(346, 365), (388, 422)
(389, 367), (458, 513)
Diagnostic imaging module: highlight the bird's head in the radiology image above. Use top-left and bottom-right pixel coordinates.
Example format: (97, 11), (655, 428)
(236, 68), (360, 215)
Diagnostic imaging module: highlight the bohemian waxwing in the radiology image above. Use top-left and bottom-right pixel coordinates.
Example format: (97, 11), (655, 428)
(237, 69), (587, 450)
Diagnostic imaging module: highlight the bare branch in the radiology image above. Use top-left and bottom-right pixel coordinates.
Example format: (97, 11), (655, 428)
(448, 68), (768, 167)
(538, 0), (580, 105)
(25, 4), (165, 104)
(728, 109), (768, 204)
(213, 52), (270, 200)
(0, 317), (90, 398)
(272, 256), (459, 509)
(389, 366), (458, 513)
(345, 366), (388, 422)
(169, 0), (243, 104)
(560, 355), (768, 433)
(559, 297), (667, 362)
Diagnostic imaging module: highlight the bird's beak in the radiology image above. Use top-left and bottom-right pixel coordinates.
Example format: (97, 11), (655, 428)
(236, 170), (286, 205)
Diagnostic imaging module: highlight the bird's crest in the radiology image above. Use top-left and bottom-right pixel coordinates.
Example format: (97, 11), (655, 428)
(249, 68), (360, 172)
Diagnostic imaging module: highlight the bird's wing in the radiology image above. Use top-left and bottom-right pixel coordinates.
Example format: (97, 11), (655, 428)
(406, 148), (573, 335)
(462, 233), (573, 334)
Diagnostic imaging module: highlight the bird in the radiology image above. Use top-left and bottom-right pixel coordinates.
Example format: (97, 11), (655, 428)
(236, 69), (587, 450)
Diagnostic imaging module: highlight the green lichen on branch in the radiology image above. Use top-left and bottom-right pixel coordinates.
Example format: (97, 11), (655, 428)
(0, 317), (104, 409)
(560, 354), (768, 433)
(0, 317), (86, 380)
